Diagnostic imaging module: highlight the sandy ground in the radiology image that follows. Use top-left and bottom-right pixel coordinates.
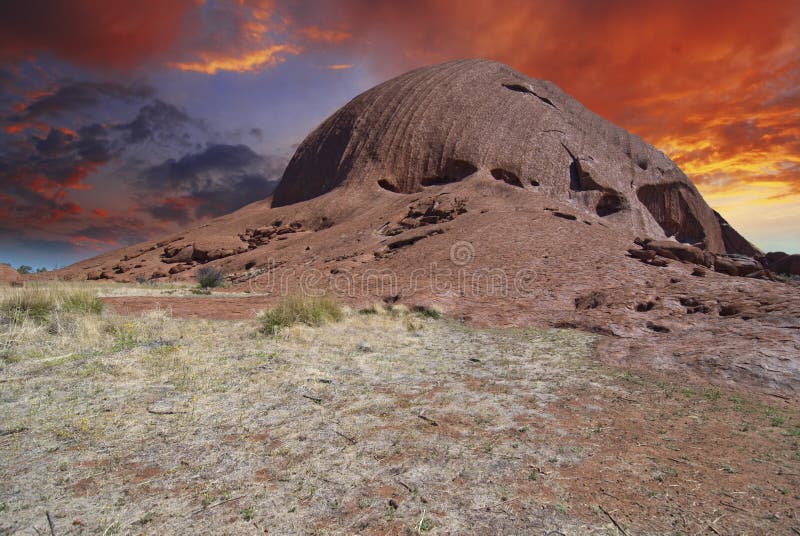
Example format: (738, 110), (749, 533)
(1, 290), (798, 535)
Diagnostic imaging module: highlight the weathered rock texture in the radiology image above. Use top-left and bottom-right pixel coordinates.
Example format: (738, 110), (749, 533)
(0, 264), (22, 286)
(274, 59), (758, 256)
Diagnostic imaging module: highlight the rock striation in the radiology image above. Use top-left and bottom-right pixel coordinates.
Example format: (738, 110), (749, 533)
(274, 59), (758, 256)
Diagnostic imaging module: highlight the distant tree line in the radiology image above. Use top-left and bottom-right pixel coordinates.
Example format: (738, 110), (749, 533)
(16, 265), (48, 274)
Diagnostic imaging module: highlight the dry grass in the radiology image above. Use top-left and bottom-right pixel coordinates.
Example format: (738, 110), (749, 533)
(0, 284), (103, 324)
(259, 294), (344, 334)
(0, 283), (798, 534)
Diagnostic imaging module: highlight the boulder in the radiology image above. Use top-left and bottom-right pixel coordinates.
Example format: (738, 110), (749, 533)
(168, 264), (191, 275)
(163, 245), (194, 264)
(713, 257), (739, 276)
(644, 240), (712, 267)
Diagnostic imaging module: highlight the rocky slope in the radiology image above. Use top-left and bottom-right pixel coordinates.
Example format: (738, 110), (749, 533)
(55, 59), (798, 395)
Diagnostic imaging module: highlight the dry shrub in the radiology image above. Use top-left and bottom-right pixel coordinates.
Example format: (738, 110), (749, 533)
(259, 295), (343, 334)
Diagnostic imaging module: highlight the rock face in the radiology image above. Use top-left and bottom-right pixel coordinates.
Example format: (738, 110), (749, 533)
(770, 254), (800, 276)
(0, 264), (22, 286)
(274, 59), (757, 255)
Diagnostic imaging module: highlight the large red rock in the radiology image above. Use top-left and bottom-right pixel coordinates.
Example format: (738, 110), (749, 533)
(274, 59), (757, 256)
(0, 264), (22, 286)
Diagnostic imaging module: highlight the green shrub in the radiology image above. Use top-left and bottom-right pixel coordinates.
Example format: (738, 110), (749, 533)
(260, 295), (342, 334)
(196, 266), (225, 288)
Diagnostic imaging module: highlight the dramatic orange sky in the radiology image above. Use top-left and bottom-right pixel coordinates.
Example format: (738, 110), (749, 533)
(1, 0), (798, 267)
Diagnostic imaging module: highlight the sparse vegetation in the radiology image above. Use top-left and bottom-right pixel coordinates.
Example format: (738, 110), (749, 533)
(411, 304), (442, 319)
(259, 295), (343, 333)
(0, 281), (798, 534)
(0, 285), (103, 324)
(195, 266), (225, 288)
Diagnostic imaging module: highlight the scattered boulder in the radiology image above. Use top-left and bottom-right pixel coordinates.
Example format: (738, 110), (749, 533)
(168, 264), (191, 275)
(192, 246), (246, 262)
(627, 248), (656, 262)
(163, 245), (194, 264)
(575, 291), (606, 310)
(643, 240), (712, 267)
(713, 257), (739, 276)
(713, 254), (763, 277)
(0, 264), (23, 286)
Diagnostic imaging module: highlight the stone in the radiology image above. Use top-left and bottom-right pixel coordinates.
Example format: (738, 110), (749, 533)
(644, 240), (711, 266)
(163, 245), (194, 264)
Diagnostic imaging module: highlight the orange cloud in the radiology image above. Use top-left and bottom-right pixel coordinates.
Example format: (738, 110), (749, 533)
(166, 43), (301, 74)
(300, 26), (352, 44)
(310, 0), (799, 249)
(93, 208), (109, 218)
(327, 64), (352, 70)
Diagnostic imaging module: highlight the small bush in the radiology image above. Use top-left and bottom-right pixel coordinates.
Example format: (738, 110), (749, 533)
(260, 295), (342, 334)
(196, 266), (225, 288)
(412, 304), (442, 319)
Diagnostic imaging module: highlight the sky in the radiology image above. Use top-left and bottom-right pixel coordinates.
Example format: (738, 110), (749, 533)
(0, 0), (798, 269)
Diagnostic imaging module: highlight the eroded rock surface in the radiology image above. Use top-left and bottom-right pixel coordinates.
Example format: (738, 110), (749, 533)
(274, 59), (757, 256)
(0, 264), (22, 286)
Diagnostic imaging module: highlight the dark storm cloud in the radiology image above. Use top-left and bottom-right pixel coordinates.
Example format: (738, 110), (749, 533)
(11, 80), (154, 121)
(75, 124), (111, 162)
(142, 144), (287, 223)
(193, 173), (280, 218)
(144, 144), (266, 188)
(115, 99), (192, 144)
(34, 127), (76, 155)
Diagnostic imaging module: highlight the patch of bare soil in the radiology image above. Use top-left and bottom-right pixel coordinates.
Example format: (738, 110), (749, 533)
(1, 309), (797, 534)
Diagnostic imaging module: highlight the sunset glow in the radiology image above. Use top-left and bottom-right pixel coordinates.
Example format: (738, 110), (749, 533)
(0, 0), (797, 267)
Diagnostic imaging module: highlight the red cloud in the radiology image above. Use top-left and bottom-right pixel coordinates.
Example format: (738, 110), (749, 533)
(307, 0), (800, 207)
(0, 0), (197, 68)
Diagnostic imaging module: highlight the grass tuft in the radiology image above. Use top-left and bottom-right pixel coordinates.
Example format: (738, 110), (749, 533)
(1, 286), (103, 324)
(61, 289), (104, 315)
(259, 295), (343, 334)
